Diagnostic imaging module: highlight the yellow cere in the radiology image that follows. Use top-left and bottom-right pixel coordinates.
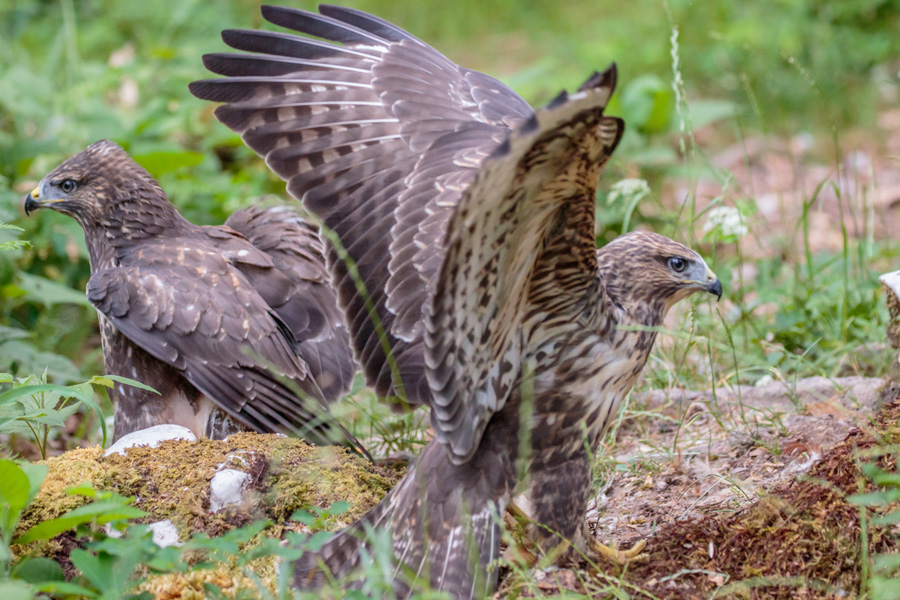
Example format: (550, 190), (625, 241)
(30, 187), (40, 199)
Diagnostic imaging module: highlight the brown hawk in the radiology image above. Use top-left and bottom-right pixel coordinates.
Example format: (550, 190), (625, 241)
(24, 140), (361, 451)
(190, 5), (722, 598)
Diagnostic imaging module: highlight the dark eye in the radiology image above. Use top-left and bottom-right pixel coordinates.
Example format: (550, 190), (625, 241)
(668, 257), (687, 272)
(60, 180), (77, 193)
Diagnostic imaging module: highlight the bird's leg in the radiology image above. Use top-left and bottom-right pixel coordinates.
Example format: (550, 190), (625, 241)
(584, 522), (648, 565)
(505, 502), (572, 569)
(504, 502), (537, 565)
(507, 501), (530, 527)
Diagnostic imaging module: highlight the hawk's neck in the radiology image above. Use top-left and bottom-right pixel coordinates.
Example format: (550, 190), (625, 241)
(87, 193), (193, 268)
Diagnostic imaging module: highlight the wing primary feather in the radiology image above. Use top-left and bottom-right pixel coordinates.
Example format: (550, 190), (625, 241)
(260, 5), (388, 46)
(318, 4), (429, 45)
(202, 53), (371, 77)
(220, 28), (379, 60)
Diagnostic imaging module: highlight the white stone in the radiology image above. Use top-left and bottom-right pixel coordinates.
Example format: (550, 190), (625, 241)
(148, 519), (182, 548)
(104, 424), (197, 456)
(209, 468), (251, 513)
(879, 270), (900, 297)
(102, 524), (124, 539)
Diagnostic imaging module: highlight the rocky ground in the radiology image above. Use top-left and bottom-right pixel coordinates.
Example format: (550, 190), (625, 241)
(507, 377), (900, 599)
(595, 376), (887, 551)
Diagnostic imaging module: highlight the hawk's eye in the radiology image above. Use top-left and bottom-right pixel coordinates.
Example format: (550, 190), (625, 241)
(59, 180), (77, 194)
(668, 257), (687, 272)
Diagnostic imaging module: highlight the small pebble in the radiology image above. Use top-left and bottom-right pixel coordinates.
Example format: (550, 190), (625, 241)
(148, 519), (182, 548)
(209, 468), (251, 513)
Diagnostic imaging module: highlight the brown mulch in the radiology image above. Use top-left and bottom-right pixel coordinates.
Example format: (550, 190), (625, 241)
(616, 398), (900, 599)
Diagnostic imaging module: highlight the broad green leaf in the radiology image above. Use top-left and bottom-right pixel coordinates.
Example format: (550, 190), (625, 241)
(70, 549), (130, 596)
(34, 581), (99, 597)
(54, 402), (83, 421)
(92, 375), (160, 395)
(873, 509), (900, 526)
(847, 489), (900, 506)
(0, 460), (30, 513)
(67, 483), (99, 498)
(12, 556), (65, 583)
(0, 341), (82, 383)
(326, 501), (350, 517)
(860, 463), (900, 486)
(0, 579), (35, 600)
(0, 384), (92, 408)
(620, 74), (673, 135)
(19, 463), (48, 505)
(0, 325), (30, 341)
(15, 272), (93, 308)
(21, 412), (68, 428)
(15, 500), (147, 544)
(870, 576), (900, 600)
(873, 551), (900, 571)
(55, 499), (147, 524)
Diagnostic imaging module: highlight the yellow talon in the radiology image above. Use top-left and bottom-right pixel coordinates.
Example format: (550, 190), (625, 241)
(587, 536), (648, 565)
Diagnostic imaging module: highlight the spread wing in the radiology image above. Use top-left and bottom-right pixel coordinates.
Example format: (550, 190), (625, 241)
(189, 4), (534, 410)
(426, 70), (624, 463)
(224, 205), (356, 400)
(86, 237), (352, 447)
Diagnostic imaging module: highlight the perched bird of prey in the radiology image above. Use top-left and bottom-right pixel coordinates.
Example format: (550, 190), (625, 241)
(191, 5), (722, 598)
(24, 140), (360, 449)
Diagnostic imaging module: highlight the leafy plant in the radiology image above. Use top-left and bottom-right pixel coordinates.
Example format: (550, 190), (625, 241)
(0, 222), (30, 252)
(0, 373), (158, 459)
(848, 448), (900, 599)
(0, 461), (148, 599)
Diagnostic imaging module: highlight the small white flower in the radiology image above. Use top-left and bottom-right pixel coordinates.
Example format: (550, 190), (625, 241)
(702, 206), (748, 239)
(607, 178), (650, 205)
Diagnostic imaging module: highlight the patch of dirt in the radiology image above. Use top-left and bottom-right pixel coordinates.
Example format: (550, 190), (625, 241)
(625, 398), (900, 599)
(590, 377), (887, 550)
(520, 382), (900, 599)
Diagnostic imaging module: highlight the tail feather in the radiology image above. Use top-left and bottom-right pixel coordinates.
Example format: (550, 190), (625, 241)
(293, 442), (509, 599)
(294, 481), (398, 587)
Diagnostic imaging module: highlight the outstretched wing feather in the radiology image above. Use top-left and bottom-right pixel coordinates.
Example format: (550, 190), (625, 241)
(425, 68), (624, 463)
(189, 4), (533, 410)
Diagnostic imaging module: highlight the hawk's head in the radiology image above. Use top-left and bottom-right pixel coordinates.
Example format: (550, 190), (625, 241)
(24, 140), (167, 228)
(597, 231), (722, 323)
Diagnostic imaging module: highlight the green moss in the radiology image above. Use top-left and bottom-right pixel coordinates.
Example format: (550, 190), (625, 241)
(14, 433), (403, 581)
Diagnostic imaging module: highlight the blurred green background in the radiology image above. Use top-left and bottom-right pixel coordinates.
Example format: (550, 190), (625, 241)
(1, 0), (898, 443)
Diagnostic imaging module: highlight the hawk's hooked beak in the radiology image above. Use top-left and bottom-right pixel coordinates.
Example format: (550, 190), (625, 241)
(23, 185), (63, 216)
(704, 266), (723, 301)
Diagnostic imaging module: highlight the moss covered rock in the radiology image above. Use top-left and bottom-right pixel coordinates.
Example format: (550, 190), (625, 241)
(14, 433), (402, 597)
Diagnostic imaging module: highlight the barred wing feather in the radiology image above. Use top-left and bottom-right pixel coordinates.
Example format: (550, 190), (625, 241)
(426, 70), (624, 463)
(189, 4), (533, 411)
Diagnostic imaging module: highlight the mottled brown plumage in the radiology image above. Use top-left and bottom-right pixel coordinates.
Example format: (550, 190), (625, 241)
(190, 6), (722, 598)
(24, 140), (359, 448)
